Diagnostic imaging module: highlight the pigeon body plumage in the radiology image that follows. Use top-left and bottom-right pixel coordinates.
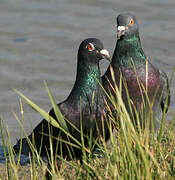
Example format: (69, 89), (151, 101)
(103, 13), (170, 134)
(13, 38), (111, 159)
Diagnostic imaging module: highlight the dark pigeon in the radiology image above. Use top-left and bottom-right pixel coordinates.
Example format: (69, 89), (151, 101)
(102, 13), (170, 135)
(13, 38), (111, 160)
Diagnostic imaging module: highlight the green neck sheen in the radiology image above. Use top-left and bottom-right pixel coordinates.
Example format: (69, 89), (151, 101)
(70, 61), (101, 100)
(113, 34), (146, 68)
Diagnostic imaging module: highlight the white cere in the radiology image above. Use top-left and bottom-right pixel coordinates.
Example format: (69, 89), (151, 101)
(100, 49), (110, 58)
(117, 26), (126, 31)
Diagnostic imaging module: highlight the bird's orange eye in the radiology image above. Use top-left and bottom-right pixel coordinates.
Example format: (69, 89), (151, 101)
(87, 43), (95, 51)
(129, 18), (134, 25)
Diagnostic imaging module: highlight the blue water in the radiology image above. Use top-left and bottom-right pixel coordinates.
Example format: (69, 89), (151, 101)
(0, 146), (30, 165)
(0, 0), (174, 164)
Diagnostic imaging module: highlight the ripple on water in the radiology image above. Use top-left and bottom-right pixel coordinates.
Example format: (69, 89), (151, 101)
(0, 0), (174, 145)
(0, 146), (30, 165)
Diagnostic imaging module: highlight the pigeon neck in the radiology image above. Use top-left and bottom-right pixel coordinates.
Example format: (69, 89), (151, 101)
(112, 33), (146, 68)
(68, 58), (102, 101)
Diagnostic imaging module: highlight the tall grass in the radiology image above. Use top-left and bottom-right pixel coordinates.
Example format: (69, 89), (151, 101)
(0, 71), (174, 179)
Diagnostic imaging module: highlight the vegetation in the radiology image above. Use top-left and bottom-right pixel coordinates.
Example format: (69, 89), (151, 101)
(0, 71), (174, 180)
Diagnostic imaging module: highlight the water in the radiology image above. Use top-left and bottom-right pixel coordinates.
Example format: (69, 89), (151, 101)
(0, 0), (174, 160)
(0, 146), (30, 165)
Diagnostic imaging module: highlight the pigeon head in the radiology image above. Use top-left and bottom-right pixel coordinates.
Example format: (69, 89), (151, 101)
(116, 13), (139, 39)
(78, 38), (110, 63)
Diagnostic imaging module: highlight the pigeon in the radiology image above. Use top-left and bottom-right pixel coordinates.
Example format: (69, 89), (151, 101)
(102, 13), (170, 134)
(13, 38), (111, 160)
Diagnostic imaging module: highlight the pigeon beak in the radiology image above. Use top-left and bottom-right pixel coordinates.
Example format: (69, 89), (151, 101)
(100, 49), (111, 61)
(117, 26), (127, 39)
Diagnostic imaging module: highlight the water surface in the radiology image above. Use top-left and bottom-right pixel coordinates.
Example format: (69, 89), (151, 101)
(0, 0), (174, 149)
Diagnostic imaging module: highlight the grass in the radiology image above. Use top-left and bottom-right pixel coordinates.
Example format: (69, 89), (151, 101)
(0, 72), (174, 180)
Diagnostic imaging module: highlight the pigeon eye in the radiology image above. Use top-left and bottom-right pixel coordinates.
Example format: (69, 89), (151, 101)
(87, 43), (95, 51)
(129, 18), (134, 25)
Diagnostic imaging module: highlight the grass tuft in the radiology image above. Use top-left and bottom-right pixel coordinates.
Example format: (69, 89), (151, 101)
(0, 70), (174, 179)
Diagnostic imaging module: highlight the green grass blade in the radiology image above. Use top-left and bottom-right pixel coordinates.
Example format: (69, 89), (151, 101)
(14, 89), (90, 153)
(44, 81), (68, 132)
(14, 89), (60, 129)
